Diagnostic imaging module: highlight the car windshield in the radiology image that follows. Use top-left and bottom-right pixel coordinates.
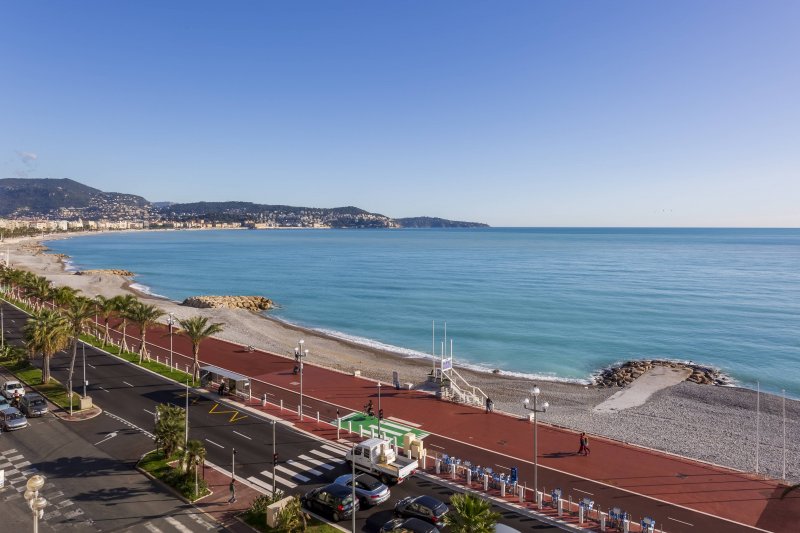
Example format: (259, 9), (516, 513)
(8, 412), (24, 420)
(31, 399), (46, 407)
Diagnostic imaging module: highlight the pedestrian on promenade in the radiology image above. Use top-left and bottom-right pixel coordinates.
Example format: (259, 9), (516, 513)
(578, 432), (590, 456)
(486, 397), (493, 413)
(228, 479), (236, 504)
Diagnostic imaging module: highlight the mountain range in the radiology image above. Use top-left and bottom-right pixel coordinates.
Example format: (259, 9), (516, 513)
(0, 178), (488, 228)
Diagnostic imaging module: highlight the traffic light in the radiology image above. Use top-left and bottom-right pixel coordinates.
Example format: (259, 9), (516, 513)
(378, 408), (384, 421)
(273, 452), (279, 464)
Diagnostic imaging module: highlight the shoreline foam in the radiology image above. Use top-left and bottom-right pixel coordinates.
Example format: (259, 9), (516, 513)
(4, 231), (799, 482)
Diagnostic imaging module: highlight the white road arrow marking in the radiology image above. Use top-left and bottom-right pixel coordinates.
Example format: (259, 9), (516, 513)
(94, 431), (119, 446)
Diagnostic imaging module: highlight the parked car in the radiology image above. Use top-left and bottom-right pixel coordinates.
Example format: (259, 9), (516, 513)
(301, 483), (360, 522)
(0, 397), (9, 411)
(333, 472), (390, 507)
(0, 407), (29, 431)
(20, 393), (48, 417)
(1, 380), (25, 400)
(382, 517), (441, 533)
(394, 495), (449, 526)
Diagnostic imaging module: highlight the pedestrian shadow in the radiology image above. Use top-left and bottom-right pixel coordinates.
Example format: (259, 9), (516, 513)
(543, 451), (579, 459)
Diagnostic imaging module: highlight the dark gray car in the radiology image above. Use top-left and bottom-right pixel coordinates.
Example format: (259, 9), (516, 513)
(20, 393), (48, 417)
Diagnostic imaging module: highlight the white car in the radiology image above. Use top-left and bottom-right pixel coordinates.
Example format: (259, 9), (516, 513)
(1, 380), (25, 400)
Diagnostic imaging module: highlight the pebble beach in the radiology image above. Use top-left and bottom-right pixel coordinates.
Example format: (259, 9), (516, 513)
(4, 232), (799, 483)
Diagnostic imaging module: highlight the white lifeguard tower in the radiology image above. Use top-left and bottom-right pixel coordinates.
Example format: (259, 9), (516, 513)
(428, 321), (487, 408)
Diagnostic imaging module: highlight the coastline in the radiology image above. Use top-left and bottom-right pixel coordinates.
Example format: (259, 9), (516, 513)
(3, 231), (799, 482)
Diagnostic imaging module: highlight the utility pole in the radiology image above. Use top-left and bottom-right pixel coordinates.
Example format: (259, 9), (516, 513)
(185, 378), (189, 446)
(272, 420), (277, 494)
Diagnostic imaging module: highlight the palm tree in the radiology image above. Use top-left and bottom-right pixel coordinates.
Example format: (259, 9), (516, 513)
(52, 285), (78, 308)
(180, 439), (207, 498)
(111, 294), (138, 352)
(28, 276), (52, 311)
(155, 403), (185, 458)
(23, 308), (70, 384)
(443, 492), (500, 533)
(94, 295), (116, 346)
(177, 316), (224, 381)
(127, 301), (164, 364)
(63, 297), (95, 394)
(277, 495), (308, 532)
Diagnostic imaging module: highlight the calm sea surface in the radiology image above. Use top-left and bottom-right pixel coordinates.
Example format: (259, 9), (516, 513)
(45, 228), (800, 395)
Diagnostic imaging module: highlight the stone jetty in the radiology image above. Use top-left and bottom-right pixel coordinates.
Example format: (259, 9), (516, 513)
(180, 295), (274, 311)
(594, 360), (726, 388)
(76, 269), (135, 277)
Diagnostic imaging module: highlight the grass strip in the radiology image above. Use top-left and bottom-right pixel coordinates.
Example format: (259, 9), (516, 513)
(242, 511), (340, 533)
(139, 450), (210, 502)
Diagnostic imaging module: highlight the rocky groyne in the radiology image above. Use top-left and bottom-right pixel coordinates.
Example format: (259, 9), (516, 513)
(76, 269), (135, 277)
(595, 360), (727, 388)
(181, 295), (274, 311)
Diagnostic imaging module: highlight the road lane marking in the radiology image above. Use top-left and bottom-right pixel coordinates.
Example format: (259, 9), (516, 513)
(259, 469), (297, 488)
(668, 517), (694, 526)
(122, 381), (134, 387)
(208, 402), (248, 423)
(247, 476), (275, 494)
(165, 516), (193, 533)
(104, 410), (154, 439)
(276, 464), (310, 482)
(233, 430), (252, 440)
(144, 409), (155, 415)
(143, 523), (162, 533)
(94, 431), (119, 446)
(297, 454), (335, 471)
(98, 386), (109, 393)
(321, 444), (345, 455)
(88, 364), (96, 369)
(574, 488), (594, 495)
(310, 449), (340, 461)
(205, 438), (225, 449)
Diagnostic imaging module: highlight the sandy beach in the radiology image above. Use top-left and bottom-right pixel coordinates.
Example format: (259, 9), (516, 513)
(3, 231), (799, 483)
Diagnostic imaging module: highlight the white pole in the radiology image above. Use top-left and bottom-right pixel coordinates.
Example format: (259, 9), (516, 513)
(185, 378), (189, 446)
(783, 389), (786, 480)
(432, 320), (435, 376)
(755, 381), (760, 474)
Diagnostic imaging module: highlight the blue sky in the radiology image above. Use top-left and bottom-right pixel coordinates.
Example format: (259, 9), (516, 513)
(1, 1), (798, 227)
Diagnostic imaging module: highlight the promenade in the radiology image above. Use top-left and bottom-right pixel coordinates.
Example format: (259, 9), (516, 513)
(86, 320), (800, 532)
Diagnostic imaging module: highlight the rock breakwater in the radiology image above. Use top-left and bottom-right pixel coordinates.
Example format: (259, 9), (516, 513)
(595, 360), (727, 388)
(181, 295), (274, 311)
(76, 269), (135, 277)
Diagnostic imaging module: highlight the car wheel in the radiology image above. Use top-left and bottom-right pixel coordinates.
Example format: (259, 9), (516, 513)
(332, 512), (341, 522)
(380, 474), (390, 485)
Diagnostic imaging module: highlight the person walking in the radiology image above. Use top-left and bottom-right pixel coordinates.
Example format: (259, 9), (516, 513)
(228, 479), (236, 504)
(578, 432), (589, 456)
(485, 396), (491, 413)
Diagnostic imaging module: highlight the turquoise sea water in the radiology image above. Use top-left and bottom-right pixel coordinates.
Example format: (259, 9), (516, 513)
(45, 228), (800, 395)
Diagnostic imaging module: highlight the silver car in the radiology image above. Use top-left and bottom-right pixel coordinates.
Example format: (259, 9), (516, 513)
(0, 407), (29, 431)
(20, 393), (48, 417)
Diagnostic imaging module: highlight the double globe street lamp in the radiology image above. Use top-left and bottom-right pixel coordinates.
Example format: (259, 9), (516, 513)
(295, 340), (309, 419)
(24, 474), (48, 533)
(523, 385), (549, 496)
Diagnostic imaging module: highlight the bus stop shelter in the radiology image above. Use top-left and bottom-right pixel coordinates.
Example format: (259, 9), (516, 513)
(200, 365), (251, 398)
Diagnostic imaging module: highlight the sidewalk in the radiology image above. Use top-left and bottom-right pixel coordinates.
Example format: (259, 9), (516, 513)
(195, 461), (262, 533)
(102, 321), (800, 532)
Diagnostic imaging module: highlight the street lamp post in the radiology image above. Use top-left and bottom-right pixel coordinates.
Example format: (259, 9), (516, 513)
(523, 384), (549, 496)
(377, 382), (382, 437)
(296, 340), (307, 419)
(168, 312), (174, 370)
(185, 378), (189, 446)
(24, 474), (48, 533)
(82, 341), (87, 397)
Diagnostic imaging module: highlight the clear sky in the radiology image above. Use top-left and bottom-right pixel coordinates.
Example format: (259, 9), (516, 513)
(1, 1), (798, 227)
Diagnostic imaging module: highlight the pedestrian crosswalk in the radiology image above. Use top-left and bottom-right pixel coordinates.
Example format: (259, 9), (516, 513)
(246, 443), (347, 494)
(124, 511), (219, 532)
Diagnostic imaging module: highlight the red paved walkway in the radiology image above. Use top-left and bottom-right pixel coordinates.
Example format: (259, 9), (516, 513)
(105, 320), (800, 532)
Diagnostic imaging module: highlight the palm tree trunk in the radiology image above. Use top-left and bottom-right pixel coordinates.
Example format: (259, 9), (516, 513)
(67, 337), (78, 387)
(121, 320), (128, 352)
(42, 353), (51, 383)
(103, 320), (110, 347)
(193, 346), (200, 381)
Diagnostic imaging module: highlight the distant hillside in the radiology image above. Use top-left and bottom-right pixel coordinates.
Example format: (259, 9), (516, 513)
(395, 217), (489, 228)
(0, 178), (149, 219)
(0, 177), (488, 228)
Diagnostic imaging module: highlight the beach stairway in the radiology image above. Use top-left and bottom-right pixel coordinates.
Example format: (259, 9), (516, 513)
(441, 367), (488, 408)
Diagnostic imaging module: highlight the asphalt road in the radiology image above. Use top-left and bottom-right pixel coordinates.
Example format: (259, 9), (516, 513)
(1, 300), (558, 532)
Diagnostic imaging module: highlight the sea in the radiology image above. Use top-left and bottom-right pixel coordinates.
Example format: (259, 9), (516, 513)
(44, 228), (800, 396)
